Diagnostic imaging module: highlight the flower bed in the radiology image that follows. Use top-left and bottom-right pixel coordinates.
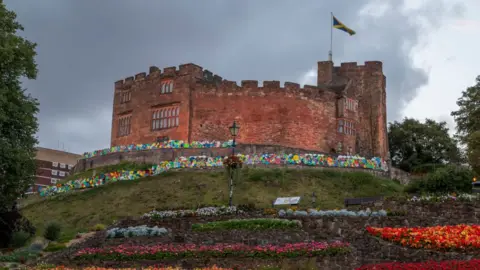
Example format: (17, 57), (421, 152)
(278, 208), (387, 217)
(144, 206), (241, 219)
(40, 153), (387, 197)
(74, 241), (350, 260)
(357, 259), (480, 269)
(191, 218), (301, 231)
(35, 266), (231, 270)
(408, 194), (480, 202)
(366, 224), (480, 250)
(106, 226), (168, 238)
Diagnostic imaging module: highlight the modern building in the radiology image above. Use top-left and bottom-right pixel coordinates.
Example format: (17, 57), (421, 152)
(28, 147), (82, 193)
(111, 60), (388, 159)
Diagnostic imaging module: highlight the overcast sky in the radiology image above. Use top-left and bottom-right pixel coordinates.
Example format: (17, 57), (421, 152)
(4, 0), (480, 154)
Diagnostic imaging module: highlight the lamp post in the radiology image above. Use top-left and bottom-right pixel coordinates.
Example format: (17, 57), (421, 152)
(228, 120), (240, 206)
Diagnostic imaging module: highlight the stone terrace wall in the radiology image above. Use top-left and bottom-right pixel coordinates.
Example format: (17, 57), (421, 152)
(73, 144), (392, 178)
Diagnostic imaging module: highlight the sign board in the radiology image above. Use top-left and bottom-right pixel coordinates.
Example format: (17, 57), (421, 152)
(274, 196), (301, 206)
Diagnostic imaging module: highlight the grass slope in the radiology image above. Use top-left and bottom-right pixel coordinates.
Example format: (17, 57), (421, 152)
(21, 167), (403, 239)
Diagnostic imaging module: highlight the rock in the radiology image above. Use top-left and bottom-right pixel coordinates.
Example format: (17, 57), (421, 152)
(315, 219), (324, 228)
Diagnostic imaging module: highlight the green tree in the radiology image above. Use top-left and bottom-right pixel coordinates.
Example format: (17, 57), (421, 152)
(451, 76), (480, 144)
(467, 131), (480, 175)
(388, 118), (462, 172)
(0, 2), (39, 211)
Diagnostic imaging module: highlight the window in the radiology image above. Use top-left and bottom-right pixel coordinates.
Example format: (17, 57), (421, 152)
(51, 178), (58, 184)
(52, 162), (58, 167)
(120, 91), (131, 103)
(345, 98), (358, 112)
(161, 80), (174, 94)
(51, 170), (58, 176)
(118, 116), (131, 137)
(59, 171), (65, 177)
(152, 106), (179, 130)
(60, 163), (66, 169)
(68, 164), (73, 170)
(338, 119), (356, 136)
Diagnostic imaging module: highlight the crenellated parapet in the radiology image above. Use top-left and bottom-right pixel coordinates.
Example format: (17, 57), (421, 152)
(114, 63), (205, 89)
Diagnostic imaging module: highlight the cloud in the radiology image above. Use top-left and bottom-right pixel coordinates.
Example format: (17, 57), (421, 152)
(4, 0), (467, 154)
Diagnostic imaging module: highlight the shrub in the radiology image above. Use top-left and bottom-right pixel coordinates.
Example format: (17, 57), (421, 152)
(0, 209), (36, 249)
(91, 224), (106, 231)
(9, 231), (31, 248)
(191, 218), (301, 231)
(43, 222), (62, 241)
(405, 166), (474, 194)
(263, 208), (277, 216)
(44, 243), (67, 252)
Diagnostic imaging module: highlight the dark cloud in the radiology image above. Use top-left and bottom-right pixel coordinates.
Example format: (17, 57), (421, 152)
(4, 0), (465, 154)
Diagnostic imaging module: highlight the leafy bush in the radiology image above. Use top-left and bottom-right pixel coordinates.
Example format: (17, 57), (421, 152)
(0, 209), (36, 248)
(406, 165), (474, 194)
(9, 231), (31, 248)
(263, 208), (277, 215)
(0, 249), (39, 262)
(44, 243), (66, 252)
(43, 222), (62, 241)
(91, 223), (106, 231)
(191, 218), (301, 231)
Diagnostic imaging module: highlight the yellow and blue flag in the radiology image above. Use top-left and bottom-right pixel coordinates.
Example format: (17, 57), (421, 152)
(333, 15), (356, 36)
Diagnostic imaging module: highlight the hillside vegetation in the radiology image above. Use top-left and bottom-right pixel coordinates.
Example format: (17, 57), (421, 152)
(21, 166), (403, 239)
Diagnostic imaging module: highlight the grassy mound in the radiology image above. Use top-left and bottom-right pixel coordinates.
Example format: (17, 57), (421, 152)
(21, 167), (402, 239)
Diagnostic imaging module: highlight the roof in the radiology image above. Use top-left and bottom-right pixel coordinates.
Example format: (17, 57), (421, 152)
(35, 147), (82, 165)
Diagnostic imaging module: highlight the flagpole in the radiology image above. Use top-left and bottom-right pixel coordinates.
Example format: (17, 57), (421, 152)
(329, 12), (333, 61)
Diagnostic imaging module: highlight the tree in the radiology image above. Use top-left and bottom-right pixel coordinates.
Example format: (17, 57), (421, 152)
(0, 2), (39, 212)
(388, 118), (462, 172)
(467, 131), (480, 175)
(451, 76), (480, 144)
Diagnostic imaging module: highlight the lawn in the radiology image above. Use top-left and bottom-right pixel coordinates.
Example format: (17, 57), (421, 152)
(21, 167), (403, 239)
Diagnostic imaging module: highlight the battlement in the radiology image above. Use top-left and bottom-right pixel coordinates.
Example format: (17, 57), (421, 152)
(338, 61), (383, 71)
(196, 77), (336, 101)
(115, 63), (206, 88)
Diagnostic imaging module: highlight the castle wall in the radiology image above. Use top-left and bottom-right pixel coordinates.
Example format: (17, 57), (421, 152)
(190, 81), (343, 152)
(318, 61), (388, 158)
(111, 64), (203, 147)
(110, 60), (388, 160)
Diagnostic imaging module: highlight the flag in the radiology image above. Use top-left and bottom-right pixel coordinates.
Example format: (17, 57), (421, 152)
(332, 15), (356, 36)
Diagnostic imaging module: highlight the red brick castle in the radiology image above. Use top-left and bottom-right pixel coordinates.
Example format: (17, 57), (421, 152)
(111, 60), (388, 159)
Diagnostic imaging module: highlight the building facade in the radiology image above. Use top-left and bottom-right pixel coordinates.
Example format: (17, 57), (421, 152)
(29, 147), (82, 193)
(111, 60), (388, 159)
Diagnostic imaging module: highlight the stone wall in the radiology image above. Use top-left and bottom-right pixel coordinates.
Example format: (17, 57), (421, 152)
(74, 143), (388, 173)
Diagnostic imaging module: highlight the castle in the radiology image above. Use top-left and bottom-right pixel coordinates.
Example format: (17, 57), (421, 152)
(111, 60), (388, 159)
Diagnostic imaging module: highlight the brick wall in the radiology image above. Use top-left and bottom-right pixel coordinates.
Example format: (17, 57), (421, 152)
(34, 159), (75, 192)
(111, 60), (388, 160)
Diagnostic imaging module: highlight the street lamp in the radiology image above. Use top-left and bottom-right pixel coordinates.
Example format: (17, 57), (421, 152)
(229, 120), (240, 155)
(228, 120), (240, 207)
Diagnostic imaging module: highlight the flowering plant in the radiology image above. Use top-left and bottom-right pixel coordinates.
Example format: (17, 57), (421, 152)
(367, 224), (480, 250)
(106, 225), (168, 238)
(408, 193), (480, 202)
(279, 208), (387, 217)
(357, 259), (480, 269)
(74, 241), (350, 260)
(40, 266), (232, 270)
(191, 218), (301, 231)
(143, 206), (240, 220)
(223, 155), (243, 169)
